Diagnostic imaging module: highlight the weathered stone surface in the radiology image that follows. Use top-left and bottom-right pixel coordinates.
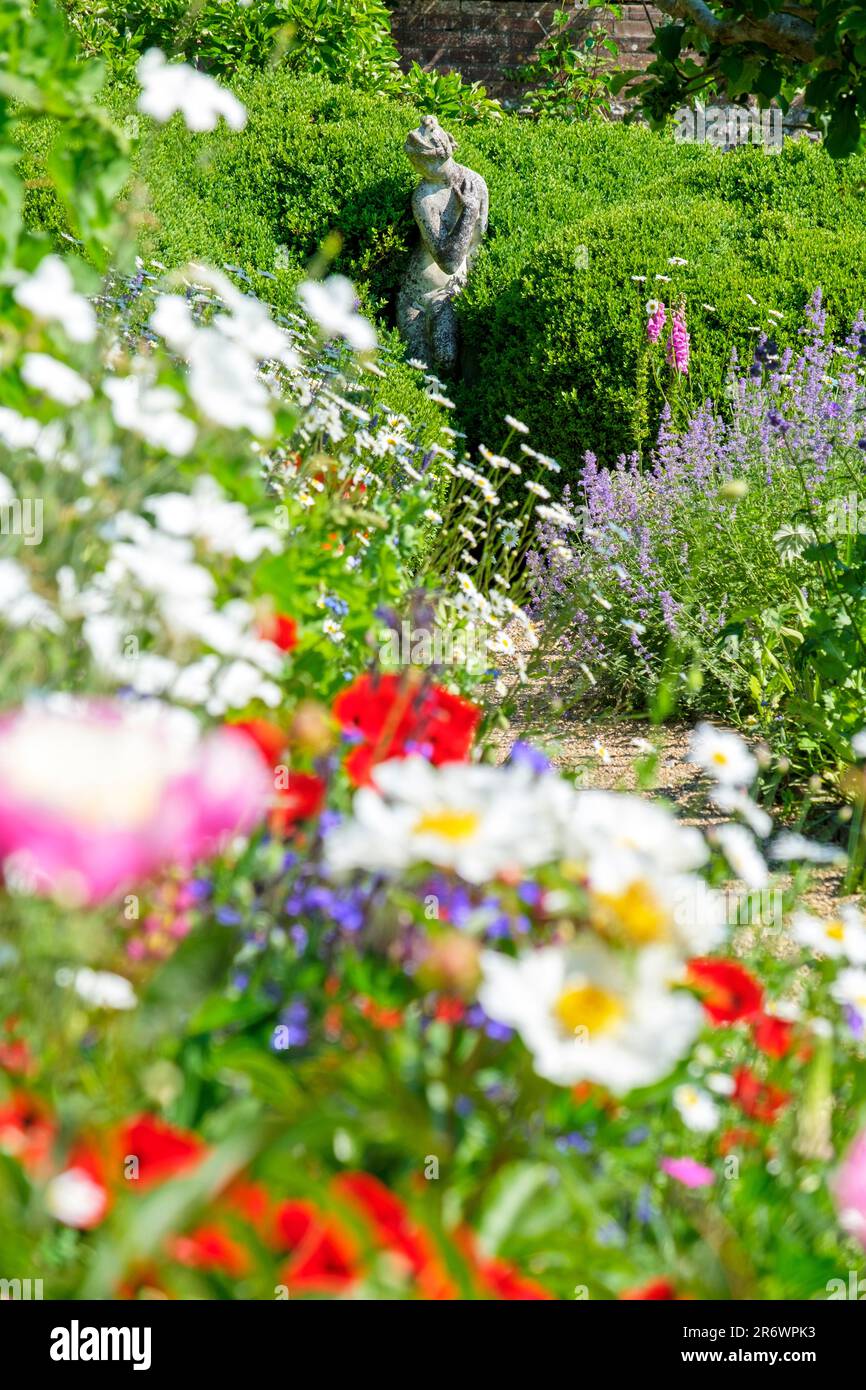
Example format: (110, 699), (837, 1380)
(396, 115), (489, 376)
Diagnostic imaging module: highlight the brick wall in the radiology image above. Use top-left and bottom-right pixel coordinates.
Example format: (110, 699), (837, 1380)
(390, 2), (661, 98)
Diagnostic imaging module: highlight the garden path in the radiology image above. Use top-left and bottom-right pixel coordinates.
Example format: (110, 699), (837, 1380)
(489, 620), (849, 922)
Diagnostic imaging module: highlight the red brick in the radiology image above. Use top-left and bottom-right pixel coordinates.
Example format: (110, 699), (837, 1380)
(391, 0), (658, 96)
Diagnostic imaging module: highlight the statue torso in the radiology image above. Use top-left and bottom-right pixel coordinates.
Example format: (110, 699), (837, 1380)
(412, 170), (487, 285)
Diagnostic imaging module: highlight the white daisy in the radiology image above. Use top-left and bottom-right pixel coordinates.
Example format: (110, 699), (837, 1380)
(586, 857), (726, 958)
(673, 1084), (719, 1132)
(831, 967), (866, 1013)
(137, 48), (247, 131)
(688, 723), (757, 785)
(563, 791), (709, 876)
(710, 785), (772, 837)
(324, 757), (562, 884)
(21, 353), (92, 406)
(45, 1168), (107, 1228)
(297, 276), (376, 352)
(714, 824), (768, 889)
(477, 940), (701, 1093)
(769, 832), (846, 865)
(70, 967), (137, 1010)
(14, 255), (96, 343)
(791, 908), (866, 964)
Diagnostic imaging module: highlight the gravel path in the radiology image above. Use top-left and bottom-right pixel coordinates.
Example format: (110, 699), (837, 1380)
(486, 619), (850, 920)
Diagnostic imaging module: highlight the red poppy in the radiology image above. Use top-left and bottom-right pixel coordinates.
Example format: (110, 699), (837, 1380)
(0, 1092), (56, 1172)
(169, 1224), (250, 1278)
(0, 1037), (33, 1076)
(231, 718), (287, 768)
(273, 1198), (319, 1250)
(752, 1012), (794, 1059)
(357, 996), (404, 1030)
(271, 772), (326, 835)
(116, 1114), (204, 1188)
(323, 1004), (343, 1040)
(222, 1179), (272, 1235)
(274, 1199), (358, 1294)
(456, 1228), (553, 1301)
(473, 1253), (553, 1301)
(687, 958), (763, 1024)
(433, 998), (466, 1025)
(620, 1278), (680, 1301)
(732, 1067), (791, 1123)
(717, 1127), (761, 1156)
(231, 721), (325, 834)
(257, 612), (298, 653)
(334, 1172), (455, 1299)
(333, 673), (480, 786)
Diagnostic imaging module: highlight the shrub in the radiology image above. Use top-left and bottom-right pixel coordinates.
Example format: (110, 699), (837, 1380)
(455, 124), (866, 476)
(20, 67), (866, 480)
(18, 74), (446, 442)
(60, 0), (502, 119)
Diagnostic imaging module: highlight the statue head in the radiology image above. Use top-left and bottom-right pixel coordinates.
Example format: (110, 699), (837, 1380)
(404, 114), (457, 177)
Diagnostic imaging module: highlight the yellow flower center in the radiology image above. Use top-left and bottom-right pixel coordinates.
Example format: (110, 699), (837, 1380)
(553, 983), (625, 1038)
(414, 809), (481, 842)
(825, 921), (845, 942)
(593, 880), (670, 945)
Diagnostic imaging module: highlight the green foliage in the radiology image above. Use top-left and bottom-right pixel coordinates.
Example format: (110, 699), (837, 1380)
(1, 0), (128, 269)
(734, 517), (866, 808)
(133, 73), (866, 477)
(401, 62), (503, 126)
(626, 1), (866, 157)
(281, 0), (402, 95)
(454, 121), (866, 476)
(61, 0), (291, 76)
(19, 65), (866, 480)
(509, 3), (622, 121)
(127, 71), (416, 306)
(60, 0), (395, 83)
(60, 0), (501, 121)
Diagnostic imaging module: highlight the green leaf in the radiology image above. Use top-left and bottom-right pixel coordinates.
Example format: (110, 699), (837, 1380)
(477, 1162), (556, 1253)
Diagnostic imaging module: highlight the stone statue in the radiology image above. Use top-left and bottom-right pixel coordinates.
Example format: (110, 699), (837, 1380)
(397, 114), (488, 376)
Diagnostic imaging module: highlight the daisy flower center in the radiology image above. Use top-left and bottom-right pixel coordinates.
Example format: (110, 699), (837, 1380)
(825, 921), (845, 942)
(414, 808), (481, 842)
(553, 982), (625, 1038)
(593, 880), (669, 945)
(711, 751), (728, 766)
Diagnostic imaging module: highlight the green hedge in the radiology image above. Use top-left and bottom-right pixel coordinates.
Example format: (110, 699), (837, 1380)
(21, 69), (866, 478)
(454, 120), (866, 469)
(16, 79), (446, 443)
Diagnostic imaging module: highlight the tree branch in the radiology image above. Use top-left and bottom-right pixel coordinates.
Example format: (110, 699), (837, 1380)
(652, 1), (818, 64)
